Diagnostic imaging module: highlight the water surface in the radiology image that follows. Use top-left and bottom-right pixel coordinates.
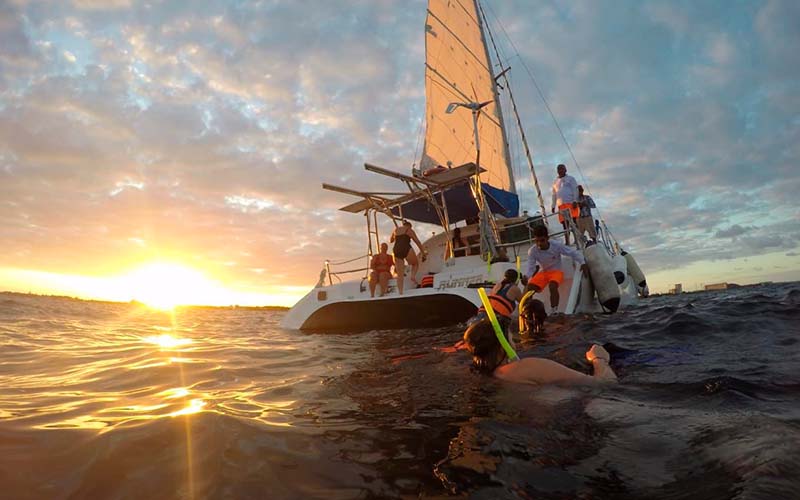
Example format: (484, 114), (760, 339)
(1, 283), (799, 498)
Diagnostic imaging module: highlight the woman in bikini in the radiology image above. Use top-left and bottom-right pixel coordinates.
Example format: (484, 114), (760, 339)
(390, 220), (426, 295)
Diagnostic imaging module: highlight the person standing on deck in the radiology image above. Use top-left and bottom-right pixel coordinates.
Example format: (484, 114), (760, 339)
(551, 164), (579, 246)
(524, 225), (587, 315)
(577, 185), (597, 242)
(390, 221), (426, 295)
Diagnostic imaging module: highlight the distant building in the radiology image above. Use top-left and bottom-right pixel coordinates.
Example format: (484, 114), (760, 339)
(705, 283), (728, 291)
(668, 283), (683, 294)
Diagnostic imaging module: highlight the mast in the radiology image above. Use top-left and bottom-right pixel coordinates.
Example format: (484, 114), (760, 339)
(473, 0), (515, 195)
(477, 1), (547, 217)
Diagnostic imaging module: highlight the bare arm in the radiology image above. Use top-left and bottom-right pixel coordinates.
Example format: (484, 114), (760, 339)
(495, 357), (595, 385)
(495, 344), (617, 386)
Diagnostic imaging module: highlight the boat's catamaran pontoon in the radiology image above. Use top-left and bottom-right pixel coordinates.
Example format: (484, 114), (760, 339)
(281, 0), (648, 331)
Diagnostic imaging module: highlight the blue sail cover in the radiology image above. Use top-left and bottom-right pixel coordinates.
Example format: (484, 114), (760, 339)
(392, 182), (519, 225)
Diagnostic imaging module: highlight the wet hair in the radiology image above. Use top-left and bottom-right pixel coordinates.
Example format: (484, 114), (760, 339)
(463, 319), (506, 374)
(502, 269), (518, 284)
(532, 224), (549, 238)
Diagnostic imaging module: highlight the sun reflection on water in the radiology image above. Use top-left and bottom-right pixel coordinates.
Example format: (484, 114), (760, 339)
(143, 334), (193, 349)
(169, 399), (207, 417)
(159, 387), (191, 399)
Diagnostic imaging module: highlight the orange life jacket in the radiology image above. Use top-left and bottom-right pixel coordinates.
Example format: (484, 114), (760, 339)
(477, 284), (517, 318)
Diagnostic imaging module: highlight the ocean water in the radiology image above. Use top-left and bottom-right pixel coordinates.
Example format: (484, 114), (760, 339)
(1, 283), (799, 499)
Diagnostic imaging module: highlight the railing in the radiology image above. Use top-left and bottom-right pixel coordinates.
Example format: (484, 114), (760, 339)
(319, 254), (370, 286)
(316, 210), (608, 287)
(495, 211), (574, 246)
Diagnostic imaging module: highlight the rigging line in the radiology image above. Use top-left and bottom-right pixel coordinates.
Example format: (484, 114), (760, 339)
(479, 0), (546, 215)
(424, 74), (487, 158)
(425, 65), (503, 130)
(451, 0), (481, 26)
(425, 69), (471, 105)
(411, 114), (425, 169)
(426, 9), (493, 76)
(425, 114), (478, 163)
(483, 1), (603, 222)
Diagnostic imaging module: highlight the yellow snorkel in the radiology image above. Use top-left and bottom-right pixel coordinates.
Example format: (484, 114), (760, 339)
(477, 287), (519, 361)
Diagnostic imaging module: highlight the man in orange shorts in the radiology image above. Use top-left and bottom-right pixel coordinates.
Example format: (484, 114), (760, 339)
(551, 163), (579, 245)
(523, 225), (587, 315)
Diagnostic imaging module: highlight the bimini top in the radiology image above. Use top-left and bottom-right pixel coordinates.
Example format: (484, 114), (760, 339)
(323, 162), (519, 225)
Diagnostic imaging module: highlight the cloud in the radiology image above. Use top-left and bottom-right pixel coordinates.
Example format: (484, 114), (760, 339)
(715, 225), (751, 238)
(0, 0), (798, 301)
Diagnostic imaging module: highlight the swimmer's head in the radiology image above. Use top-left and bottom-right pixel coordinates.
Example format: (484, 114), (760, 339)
(463, 319), (505, 374)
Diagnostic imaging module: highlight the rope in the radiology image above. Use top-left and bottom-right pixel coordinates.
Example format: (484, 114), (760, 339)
(482, 1), (605, 224)
(328, 254), (369, 266)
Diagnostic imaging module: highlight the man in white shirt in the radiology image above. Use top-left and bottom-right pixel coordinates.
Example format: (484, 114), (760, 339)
(524, 224), (587, 315)
(551, 164), (579, 245)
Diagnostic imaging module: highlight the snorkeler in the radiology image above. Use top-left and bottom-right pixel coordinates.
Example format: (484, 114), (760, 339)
(463, 319), (617, 385)
(518, 292), (547, 335)
(469, 269), (523, 329)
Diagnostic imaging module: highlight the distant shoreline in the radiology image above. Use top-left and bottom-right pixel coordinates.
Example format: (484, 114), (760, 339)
(0, 290), (290, 311)
(647, 280), (791, 298)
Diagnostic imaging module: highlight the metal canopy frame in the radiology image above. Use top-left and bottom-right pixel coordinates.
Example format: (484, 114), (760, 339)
(323, 162), (482, 219)
(323, 162), (483, 264)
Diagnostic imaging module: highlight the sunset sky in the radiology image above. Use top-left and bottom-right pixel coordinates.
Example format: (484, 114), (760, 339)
(1, 0), (799, 306)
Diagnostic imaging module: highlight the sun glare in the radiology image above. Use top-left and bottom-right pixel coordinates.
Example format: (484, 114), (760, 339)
(123, 262), (223, 309)
(143, 334), (193, 349)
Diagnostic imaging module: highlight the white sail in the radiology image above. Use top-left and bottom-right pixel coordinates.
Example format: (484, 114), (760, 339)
(422, 0), (514, 193)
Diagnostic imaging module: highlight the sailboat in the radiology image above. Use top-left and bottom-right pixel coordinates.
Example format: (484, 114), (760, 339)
(281, 0), (648, 331)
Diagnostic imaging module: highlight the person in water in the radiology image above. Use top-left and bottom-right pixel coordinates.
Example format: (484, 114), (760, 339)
(518, 292), (547, 335)
(525, 224), (587, 315)
(470, 269), (523, 331)
(368, 242), (394, 297)
(463, 319), (617, 385)
(390, 220), (426, 294)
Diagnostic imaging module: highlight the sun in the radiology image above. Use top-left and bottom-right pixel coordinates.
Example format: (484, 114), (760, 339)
(123, 262), (221, 309)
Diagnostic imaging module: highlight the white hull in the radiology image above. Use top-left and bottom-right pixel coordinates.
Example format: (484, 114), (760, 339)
(282, 231), (639, 331)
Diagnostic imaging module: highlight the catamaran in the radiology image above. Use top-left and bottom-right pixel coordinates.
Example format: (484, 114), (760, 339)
(281, 0), (648, 331)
